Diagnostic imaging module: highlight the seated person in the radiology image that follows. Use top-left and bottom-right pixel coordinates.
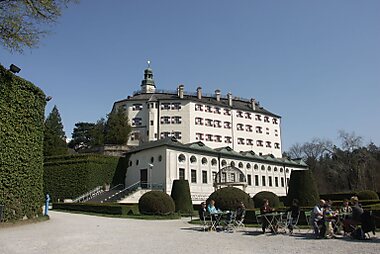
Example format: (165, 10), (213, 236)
(198, 202), (207, 221)
(323, 203), (338, 239)
(340, 199), (353, 234)
(311, 199), (325, 239)
(287, 199), (300, 234)
(343, 196), (363, 233)
(236, 202), (246, 223)
(260, 199), (274, 233)
(207, 199), (220, 214)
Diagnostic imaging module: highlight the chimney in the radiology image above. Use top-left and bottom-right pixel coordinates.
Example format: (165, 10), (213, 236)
(227, 92), (233, 107)
(251, 98), (256, 110)
(215, 89), (221, 101)
(178, 84), (184, 99)
(196, 87), (202, 100)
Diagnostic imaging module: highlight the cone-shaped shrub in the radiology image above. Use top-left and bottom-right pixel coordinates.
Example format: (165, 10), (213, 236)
(170, 180), (193, 214)
(287, 170), (319, 206)
(138, 191), (175, 215)
(208, 187), (254, 210)
(253, 191), (280, 208)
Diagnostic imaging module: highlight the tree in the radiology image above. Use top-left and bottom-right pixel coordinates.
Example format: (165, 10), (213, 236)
(287, 170), (319, 206)
(0, 0), (77, 53)
(338, 130), (363, 152)
(44, 105), (67, 156)
(104, 107), (131, 145)
(68, 119), (105, 151)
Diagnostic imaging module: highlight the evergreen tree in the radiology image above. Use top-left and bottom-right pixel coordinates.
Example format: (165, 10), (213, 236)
(104, 107), (131, 145)
(44, 105), (67, 156)
(68, 119), (105, 151)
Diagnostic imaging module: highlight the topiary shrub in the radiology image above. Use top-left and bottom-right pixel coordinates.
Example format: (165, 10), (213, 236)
(287, 170), (319, 206)
(207, 187), (254, 211)
(357, 190), (379, 201)
(170, 180), (193, 214)
(138, 191), (175, 215)
(253, 191), (280, 209)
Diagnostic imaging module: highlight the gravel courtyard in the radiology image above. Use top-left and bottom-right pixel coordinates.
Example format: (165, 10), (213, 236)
(0, 211), (378, 254)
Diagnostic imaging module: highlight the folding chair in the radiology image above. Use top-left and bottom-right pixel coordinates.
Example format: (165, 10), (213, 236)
(233, 209), (246, 230)
(304, 210), (313, 233)
(255, 210), (263, 232)
(285, 211), (301, 234)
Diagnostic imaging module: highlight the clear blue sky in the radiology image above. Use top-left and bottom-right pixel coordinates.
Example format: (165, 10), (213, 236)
(1, 0), (379, 151)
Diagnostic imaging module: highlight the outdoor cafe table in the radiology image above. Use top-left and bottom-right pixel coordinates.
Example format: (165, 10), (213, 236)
(259, 212), (285, 234)
(209, 211), (232, 231)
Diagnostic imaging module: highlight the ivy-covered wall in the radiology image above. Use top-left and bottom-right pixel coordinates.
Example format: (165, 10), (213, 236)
(44, 154), (128, 202)
(0, 64), (46, 221)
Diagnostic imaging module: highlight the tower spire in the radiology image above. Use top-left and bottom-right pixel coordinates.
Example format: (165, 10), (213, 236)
(141, 60), (156, 93)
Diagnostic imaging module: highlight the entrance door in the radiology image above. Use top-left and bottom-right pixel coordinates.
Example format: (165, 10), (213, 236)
(140, 169), (148, 189)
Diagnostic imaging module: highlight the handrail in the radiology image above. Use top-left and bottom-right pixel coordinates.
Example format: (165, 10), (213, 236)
(109, 184), (124, 191)
(102, 182), (164, 203)
(72, 186), (103, 203)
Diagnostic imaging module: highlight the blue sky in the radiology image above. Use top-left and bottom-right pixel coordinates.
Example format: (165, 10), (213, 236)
(1, 0), (379, 150)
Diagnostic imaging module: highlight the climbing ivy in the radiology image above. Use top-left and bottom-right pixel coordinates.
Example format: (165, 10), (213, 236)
(0, 64), (46, 221)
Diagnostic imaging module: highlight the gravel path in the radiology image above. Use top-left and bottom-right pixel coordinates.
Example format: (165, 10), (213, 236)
(0, 211), (378, 254)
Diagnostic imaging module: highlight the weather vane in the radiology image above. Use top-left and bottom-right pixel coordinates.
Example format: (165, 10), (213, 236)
(147, 60), (151, 68)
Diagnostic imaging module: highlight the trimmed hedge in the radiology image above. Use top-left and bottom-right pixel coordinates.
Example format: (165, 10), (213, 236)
(170, 180), (193, 214)
(138, 191), (175, 215)
(357, 190), (379, 201)
(208, 187), (254, 210)
(44, 154), (128, 202)
(253, 191), (280, 209)
(287, 170), (319, 206)
(0, 65), (46, 221)
(53, 202), (138, 215)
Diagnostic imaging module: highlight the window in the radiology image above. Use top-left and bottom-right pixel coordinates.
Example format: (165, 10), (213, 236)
(205, 105), (212, 113)
(214, 107), (221, 114)
(262, 176), (266, 186)
(205, 134), (213, 141)
(212, 172), (217, 183)
(245, 112), (252, 119)
(280, 167), (284, 173)
(275, 129), (278, 137)
(256, 126), (263, 134)
(247, 174), (252, 185)
(161, 103), (171, 110)
(230, 161), (235, 167)
(221, 172), (227, 182)
(275, 177), (279, 187)
(132, 104), (143, 110)
(254, 164), (259, 170)
(172, 102), (181, 110)
(191, 170), (197, 183)
(224, 109), (231, 116)
(205, 119), (213, 127)
(190, 156), (197, 163)
(255, 115), (262, 121)
(195, 117), (203, 125)
(221, 160), (227, 166)
(158, 155), (162, 162)
(136, 160), (139, 166)
(128, 160), (132, 166)
(132, 117), (142, 126)
(150, 157), (154, 163)
(237, 124), (244, 131)
(173, 131), (182, 140)
(196, 133), (204, 140)
(178, 154), (186, 162)
(238, 162), (243, 168)
(266, 127), (270, 135)
(281, 177), (285, 187)
(224, 121), (231, 129)
(275, 143), (280, 149)
(240, 173), (245, 182)
(201, 157), (208, 165)
(211, 158), (217, 166)
(161, 116), (170, 124)
(214, 135), (222, 142)
(246, 125), (253, 132)
(269, 176), (273, 187)
(202, 171), (207, 184)
(246, 163), (251, 169)
(286, 168), (289, 173)
(237, 138), (245, 145)
(195, 104), (203, 111)
(179, 168), (185, 180)
(150, 120), (154, 126)
(266, 141), (272, 148)
(264, 116), (270, 123)
(257, 140), (263, 147)
(246, 139), (253, 146)
(231, 173), (236, 182)
(255, 175), (259, 186)
(172, 116), (182, 124)
(236, 111), (243, 118)
(273, 118), (278, 124)
(214, 120), (222, 128)
(268, 166), (271, 171)
(130, 131), (140, 141)
(224, 136), (232, 143)
(160, 132), (170, 138)
(274, 167), (278, 172)
(261, 165), (265, 171)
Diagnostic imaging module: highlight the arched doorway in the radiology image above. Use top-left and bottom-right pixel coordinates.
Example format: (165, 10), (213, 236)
(214, 166), (247, 191)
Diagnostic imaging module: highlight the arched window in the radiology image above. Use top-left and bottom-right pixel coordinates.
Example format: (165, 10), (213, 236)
(230, 161), (235, 167)
(254, 164), (258, 170)
(261, 165), (265, 171)
(274, 167), (278, 172)
(247, 163), (251, 169)
(286, 168), (289, 173)
(280, 167), (284, 173)
(190, 155), (197, 163)
(178, 154), (186, 162)
(158, 155), (162, 162)
(201, 157), (208, 165)
(268, 166), (271, 171)
(211, 158), (217, 166)
(150, 157), (154, 163)
(238, 162), (243, 168)
(221, 160), (227, 166)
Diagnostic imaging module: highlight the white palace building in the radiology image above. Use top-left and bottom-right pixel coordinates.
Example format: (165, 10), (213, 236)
(113, 64), (308, 204)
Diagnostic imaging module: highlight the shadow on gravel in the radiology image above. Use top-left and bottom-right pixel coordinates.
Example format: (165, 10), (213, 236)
(289, 233), (380, 243)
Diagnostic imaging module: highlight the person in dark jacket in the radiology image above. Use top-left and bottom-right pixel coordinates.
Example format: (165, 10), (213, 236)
(287, 199), (300, 234)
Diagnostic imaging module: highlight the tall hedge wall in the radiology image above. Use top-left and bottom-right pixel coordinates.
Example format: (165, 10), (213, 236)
(0, 64), (46, 221)
(44, 154), (127, 202)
